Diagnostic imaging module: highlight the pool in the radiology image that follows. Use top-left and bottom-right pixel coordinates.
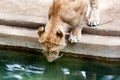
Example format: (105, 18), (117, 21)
(0, 50), (120, 80)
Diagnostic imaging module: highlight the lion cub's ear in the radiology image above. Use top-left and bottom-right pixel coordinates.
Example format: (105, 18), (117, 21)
(56, 30), (64, 38)
(37, 26), (45, 37)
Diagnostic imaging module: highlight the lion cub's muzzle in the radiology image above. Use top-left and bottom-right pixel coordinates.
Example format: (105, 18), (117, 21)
(44, 51), (63, 62)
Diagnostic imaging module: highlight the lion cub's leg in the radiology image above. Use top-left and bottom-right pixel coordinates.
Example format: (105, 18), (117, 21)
(69, 25), (82, 43)
(88, 0), (100, 26)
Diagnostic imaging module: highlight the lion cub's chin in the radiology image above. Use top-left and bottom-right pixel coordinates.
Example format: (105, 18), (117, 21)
(44, 51), (61, 62)
(43, 45), (66, 62)
(42, 43), (66, 62)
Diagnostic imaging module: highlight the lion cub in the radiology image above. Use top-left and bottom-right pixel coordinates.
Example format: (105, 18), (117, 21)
(38, 0), (100, 62)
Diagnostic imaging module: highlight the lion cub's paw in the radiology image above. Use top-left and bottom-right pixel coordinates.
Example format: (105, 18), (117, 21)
(88, 17), (100, 27)
(69, 33), (81, 43)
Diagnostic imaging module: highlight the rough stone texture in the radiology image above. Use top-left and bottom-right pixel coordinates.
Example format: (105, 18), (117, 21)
(0, 13), (45, 28)
(0, 0), (51, 17)
(0, 25), (120, 61)
(0, 0), (119, 36)
(0, 25), (37, 37)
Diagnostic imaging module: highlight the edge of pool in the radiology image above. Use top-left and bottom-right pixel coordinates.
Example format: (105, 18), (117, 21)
(0, 31), (119, 62)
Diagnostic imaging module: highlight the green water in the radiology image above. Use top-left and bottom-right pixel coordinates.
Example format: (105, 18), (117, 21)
(0, 50), (119, 80)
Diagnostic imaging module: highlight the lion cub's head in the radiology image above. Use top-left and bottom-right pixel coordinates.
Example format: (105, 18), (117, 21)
(38, 25), (66, 62)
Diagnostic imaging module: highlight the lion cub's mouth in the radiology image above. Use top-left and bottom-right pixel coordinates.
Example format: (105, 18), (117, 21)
(42, 51), (63, 62)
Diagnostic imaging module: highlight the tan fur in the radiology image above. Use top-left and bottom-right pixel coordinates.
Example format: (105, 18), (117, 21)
(38, 0), (100, 62)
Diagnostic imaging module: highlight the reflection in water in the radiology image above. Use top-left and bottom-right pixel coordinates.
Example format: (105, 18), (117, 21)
(0, 50), (119, 80)
(4, 73), (23, 80)
(61, 68), (70, 75)
(6, 64), (45, 74)
(4, 64), (86, 80)
(1, 63), (120, 80)
(4, 64), (45, 80)
(6, 64), (25, 71)
(86, 72), (96, 80)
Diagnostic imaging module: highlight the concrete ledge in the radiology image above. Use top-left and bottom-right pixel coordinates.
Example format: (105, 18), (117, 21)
(83, 27), (120, 37)
(0, 33), (41, 51)
(64, 35), (120, 59)
(0, 13), (120, 37)
(0, 13), (46, 29)
(0, 25), (119, 61)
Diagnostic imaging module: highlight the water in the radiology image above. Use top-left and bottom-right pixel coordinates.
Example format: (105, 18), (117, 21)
(0, 50), (119, 80)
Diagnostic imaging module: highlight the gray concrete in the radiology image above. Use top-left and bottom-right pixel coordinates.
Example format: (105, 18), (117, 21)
(0, 0), (119, 36)
(0, 12), (119, 37)
(0, 13), (46, 28)
(0, 25), (120, 61)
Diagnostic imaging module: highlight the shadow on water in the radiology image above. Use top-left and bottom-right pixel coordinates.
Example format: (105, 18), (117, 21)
(0, 50), (119, 80)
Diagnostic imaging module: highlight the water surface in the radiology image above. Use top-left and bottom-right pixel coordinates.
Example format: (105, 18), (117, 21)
(0, 50), (119, 80)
